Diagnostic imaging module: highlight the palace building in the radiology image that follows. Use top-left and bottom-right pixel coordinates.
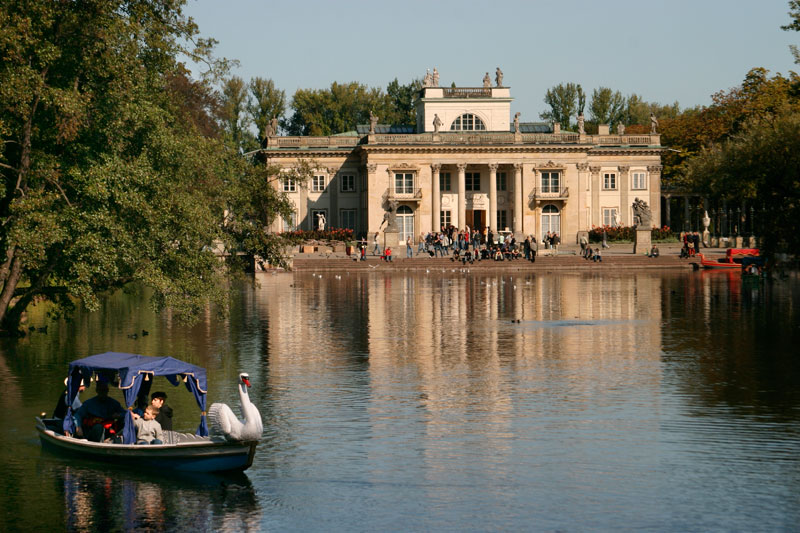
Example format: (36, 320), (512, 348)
(260, 77), (663, 245)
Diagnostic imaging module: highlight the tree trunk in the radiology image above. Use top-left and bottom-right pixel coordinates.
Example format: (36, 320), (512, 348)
(0, 255), (22, 333)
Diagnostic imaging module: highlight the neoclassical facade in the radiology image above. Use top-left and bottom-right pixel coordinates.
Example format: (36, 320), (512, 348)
(261, 83), (662, 245)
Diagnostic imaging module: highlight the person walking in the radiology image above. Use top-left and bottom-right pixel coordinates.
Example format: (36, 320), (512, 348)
(406, 236), (413, 258)
(372, 231), (380, 255)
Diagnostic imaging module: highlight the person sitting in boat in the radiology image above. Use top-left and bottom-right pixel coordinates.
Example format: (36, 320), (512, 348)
(150, 392), (173, 431)
(73, 379), (125, 442)
(52, 378), (87, 420)
(132, 405), (164, 445)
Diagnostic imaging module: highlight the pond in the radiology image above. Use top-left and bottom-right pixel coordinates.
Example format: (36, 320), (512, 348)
(1, 270), (798, 531)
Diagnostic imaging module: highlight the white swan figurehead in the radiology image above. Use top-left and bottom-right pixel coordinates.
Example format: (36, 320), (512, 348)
(208, 373), (263, 441)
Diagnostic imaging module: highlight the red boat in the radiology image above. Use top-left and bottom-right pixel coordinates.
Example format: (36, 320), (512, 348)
(698, 248), (759, 269)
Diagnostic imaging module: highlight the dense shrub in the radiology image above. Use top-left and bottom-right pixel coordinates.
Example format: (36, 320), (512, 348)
(282, 227), (355, 243)
(588, 225), (676, 243)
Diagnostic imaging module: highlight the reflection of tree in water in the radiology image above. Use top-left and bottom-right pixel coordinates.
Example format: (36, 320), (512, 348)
(58, 465), (261, 531)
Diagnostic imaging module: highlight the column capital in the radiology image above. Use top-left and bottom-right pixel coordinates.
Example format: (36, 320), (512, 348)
(618, 165), (630, 174)
(513, 163), (523, 170)
(589, 165), (601, 174)
(647, 165), (663, 174)
(576, 162), (589, 171)
(367, 163), (377, 173)
(431, 163), (441, 172)
(488, 162), (499, 171)
(456, 163), (468, 172)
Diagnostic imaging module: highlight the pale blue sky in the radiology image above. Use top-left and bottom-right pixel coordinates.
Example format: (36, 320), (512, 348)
(184, 0), (798, 121)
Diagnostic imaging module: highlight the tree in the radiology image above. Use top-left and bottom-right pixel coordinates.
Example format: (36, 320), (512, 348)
(0, 0), (298, 335)
(220, 76), (256, 152)
(540, 83), (583, 130)
(782, 0), (800, 63)
(588, 87), (626, 127)
(285, 82), (391, 136)
(686, 110), (800, 257)
(248, 77), (285, 141)
(385, 78), (422, 126)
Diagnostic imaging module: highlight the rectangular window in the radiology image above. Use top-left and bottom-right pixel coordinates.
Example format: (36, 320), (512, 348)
(603, 172), (617, 190)
(440, 172), (451, 191)
(395, 173), (413, 194)
(603, 208), (619, 227)
(340, 209), (356, 230)
(440, 210), (451, 228)
(282, 177), (296, 192)
(341, 174), (355, 192)
(497, 172), (507, 191)
(312, 175), (326, 192)
(282, 211), (297, 232)
(497, 210), (508, 231)
(632, 172), (647, 190)
(541, 171), (560, 193)
(465, 172), (480, 191)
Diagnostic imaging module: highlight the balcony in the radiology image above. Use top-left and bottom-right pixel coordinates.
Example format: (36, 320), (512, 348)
(386, 188), (423, 202)
(529, 187), (569, 205)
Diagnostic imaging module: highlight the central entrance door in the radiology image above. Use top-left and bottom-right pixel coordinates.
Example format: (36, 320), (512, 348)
(540, 204), (561, 240)
(465, 210), (485, 231)
(397, 205), (414, 244)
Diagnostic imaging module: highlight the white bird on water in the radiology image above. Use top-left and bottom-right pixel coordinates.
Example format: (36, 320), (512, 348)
(208, 373), (263, 442)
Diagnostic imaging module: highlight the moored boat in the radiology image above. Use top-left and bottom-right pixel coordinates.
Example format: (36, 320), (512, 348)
(37, 352), (263, 473)
(698, 248), (759, 270)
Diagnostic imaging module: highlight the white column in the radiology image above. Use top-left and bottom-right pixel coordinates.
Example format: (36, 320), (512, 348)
(513, 163), (523, 235)
(431, 163), (441, 232)
(619, 165), (630, 225)
(457, 163), (466, 230)
(488, 163), (498, 232)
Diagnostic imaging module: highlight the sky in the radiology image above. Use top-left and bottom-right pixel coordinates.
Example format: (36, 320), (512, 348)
(183, 0), (798, 121)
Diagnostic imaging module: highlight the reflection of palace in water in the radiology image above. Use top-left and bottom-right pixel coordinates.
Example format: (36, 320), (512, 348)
(255, 273), (663, 463)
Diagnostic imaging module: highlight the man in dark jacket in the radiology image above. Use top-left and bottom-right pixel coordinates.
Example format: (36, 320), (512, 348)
(150, 391), (173, 431)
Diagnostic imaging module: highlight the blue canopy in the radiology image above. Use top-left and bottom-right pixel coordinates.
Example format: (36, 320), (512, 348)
(63, 352), (209, 443)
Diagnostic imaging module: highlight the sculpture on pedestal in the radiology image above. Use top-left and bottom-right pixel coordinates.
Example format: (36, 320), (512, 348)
(483, 72), (491, 88)
(316, 212), (326, 231)
(577, 113), (585, 135)
(632, 198), (652, 228)
(617, 123), (625, 135)
(432, 114), (442, 134)
(432, 68), (439, 87)
(380, 199), (399, 232)
(495, 67), (503, 87)
(369, 111), (378, 134)
(513, 112), (521, 133)
(650, 113), (659, 134)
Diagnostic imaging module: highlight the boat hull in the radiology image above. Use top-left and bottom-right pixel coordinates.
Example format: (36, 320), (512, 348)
(698, 253), (742, 270)
(36, 418), (257, 473)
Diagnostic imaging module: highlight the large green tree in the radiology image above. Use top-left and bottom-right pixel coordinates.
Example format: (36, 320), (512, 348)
(248, 77), (286, 142)
(220, 76), (257, 152)
(285, 81), (392, 136)
(0, 0), (299, 335)
(539, 83), (584, 130)
(588, 87), (626, 128)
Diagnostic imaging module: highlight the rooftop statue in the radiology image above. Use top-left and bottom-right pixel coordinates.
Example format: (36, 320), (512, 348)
(617, 122), (625, 135)
(650, 113), (659, 134)
(369, 111), (378, 134)
(577, 113), (585, 135)
(495, 67), (503, 87)
(513, 112), (521, 133)
(483, 72), (491, 88)
(423, 69), (432, 87)
(433, 113), (442, 134)
(432, 67), (439, 87)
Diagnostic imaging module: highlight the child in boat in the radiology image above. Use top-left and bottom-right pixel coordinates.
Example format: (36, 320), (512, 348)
(133, 405), (164, 444)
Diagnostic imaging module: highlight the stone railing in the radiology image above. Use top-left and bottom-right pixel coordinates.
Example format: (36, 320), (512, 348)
(443, 87), (492, 98)
(385, 187), (423, 201)
(528, 187), (570, 202)
(265, 133), (661, 150)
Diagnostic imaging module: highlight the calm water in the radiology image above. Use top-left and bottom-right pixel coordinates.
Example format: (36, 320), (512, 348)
(1, 271), (799, 532)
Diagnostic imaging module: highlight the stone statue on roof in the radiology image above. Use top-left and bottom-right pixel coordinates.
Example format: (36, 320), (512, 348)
(577, 113), (585, 135)
(483, 72), (491, 88)
(423, 69), (432, 87)
(514, 112), (521, 133)
(495, 67), (503, 87)
(270, 117), (278, 137)
(650, 113), (659, 134)
(617, 122), (625, 135)
(369, 111), (378, 134)
(433, 113), (442, 134)
(432, 68), (439, 87)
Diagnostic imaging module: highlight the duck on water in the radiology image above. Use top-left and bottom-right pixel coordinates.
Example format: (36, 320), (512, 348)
(36, 352), (263, 473)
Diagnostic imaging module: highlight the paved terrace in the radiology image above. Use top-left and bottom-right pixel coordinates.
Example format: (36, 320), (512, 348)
(286, 242), (710, 272)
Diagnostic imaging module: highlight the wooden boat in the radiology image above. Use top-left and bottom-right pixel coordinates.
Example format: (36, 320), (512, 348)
(698, 248), (759, 270)
(37, 352), (263, 473)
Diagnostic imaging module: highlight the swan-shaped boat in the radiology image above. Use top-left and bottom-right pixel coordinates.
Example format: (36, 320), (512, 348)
(36, 352), (262, 473)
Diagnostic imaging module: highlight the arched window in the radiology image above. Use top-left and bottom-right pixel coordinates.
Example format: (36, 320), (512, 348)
(450, 113), (486, 131)
(541, 204), (561, 240)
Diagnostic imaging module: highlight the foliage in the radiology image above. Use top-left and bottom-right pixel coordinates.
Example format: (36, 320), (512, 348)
(782, 0), (800, 63)
(248, 77), (286, 141)
(385, 78), (422, 126)
(539, 83), (583, 129)
(220, 76), (257, 152)
(685, 110), (800, 257)
(0, 0), (299, 335)
(587, 225), (675, 243)
(282, 228), (355, 243)
(285, 82), (391, 136)
(589, 87), (626, 127)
